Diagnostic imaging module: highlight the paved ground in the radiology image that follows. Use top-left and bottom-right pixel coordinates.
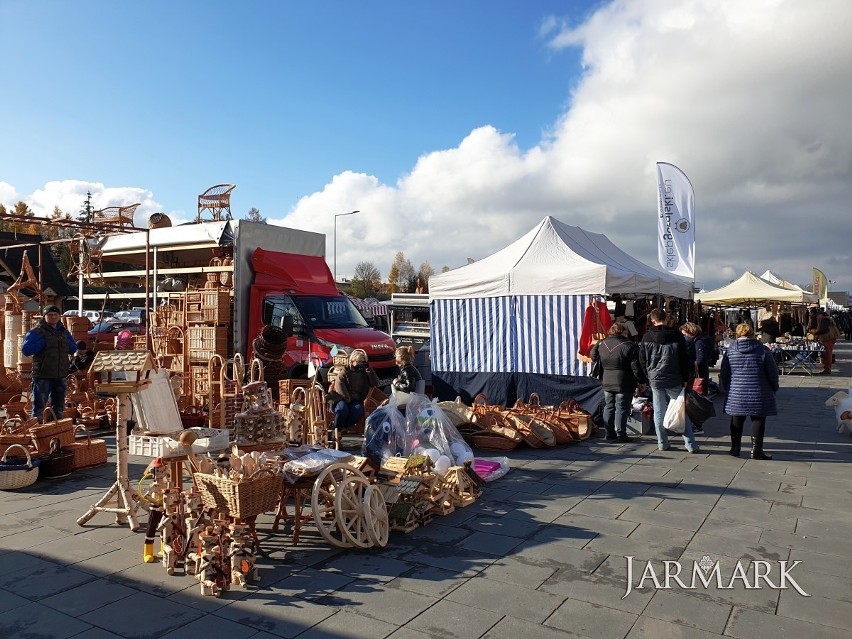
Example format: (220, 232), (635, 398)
(1, 342), (850, 639)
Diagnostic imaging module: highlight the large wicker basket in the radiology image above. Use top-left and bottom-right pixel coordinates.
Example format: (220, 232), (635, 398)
(29, 409), (75, 455)
(0, 417), (36, 457)
(38, 438), (75, 479)
(193, 468), (281, 519)
(65, 425), (108, 470)
(0, 444), (40, 490)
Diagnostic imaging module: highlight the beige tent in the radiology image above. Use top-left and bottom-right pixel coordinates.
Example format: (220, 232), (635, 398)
(695, 271), (818, 306)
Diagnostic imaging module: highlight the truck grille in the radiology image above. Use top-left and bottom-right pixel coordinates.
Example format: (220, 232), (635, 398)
(368, 353), (395, 365)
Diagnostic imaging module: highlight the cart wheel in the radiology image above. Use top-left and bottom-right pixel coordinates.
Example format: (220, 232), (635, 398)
(335, 476), (373, 549)
(311, 463), (363, 548)
(362, 484), (389, 548)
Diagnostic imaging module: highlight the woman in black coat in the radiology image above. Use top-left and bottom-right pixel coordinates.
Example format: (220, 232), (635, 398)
(590, 322), (647, 442)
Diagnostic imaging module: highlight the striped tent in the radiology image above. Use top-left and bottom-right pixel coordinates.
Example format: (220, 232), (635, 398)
(428, 216), (691, 408)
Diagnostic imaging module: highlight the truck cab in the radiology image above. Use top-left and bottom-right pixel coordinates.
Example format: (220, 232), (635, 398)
(247, 248), (398, 387)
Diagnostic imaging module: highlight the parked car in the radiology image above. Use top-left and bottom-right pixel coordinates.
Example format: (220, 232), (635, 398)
(87, 321), (141, 343)
(113, 310), (131, 322)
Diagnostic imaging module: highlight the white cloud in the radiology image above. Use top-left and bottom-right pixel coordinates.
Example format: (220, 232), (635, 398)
(6, 0), (852, 294)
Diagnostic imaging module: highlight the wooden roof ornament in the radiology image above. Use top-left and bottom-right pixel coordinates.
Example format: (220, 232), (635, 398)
(68, 234), (104, 281)
(92, 203), (140, 231)
(196, 184), (235, 223)
(88, 350), (157, 394)
(5, 252), (40, 310)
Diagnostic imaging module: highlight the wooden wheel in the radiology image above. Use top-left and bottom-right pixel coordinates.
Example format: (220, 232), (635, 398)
(363, 485), (389, 548)
(335, 476), (373, 549)
(310, 463), (363, 548)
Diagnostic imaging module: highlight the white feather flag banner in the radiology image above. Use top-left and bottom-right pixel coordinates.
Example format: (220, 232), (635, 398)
(656, 162), (695, 279)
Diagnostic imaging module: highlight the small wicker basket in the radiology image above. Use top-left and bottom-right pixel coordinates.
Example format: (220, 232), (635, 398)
(65, 425), (108, 470)
(0, 444), (40, 490)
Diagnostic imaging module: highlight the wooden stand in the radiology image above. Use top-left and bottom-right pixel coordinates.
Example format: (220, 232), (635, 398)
(77, 383), (149, 530)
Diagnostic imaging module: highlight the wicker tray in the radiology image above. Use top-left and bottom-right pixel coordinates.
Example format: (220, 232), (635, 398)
(193, 468), (281, 519)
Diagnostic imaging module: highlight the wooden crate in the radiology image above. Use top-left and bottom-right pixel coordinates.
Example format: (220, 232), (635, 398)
(190, 365), (210, 400)
(278, 379), (310, 407)
(187, 326), (228, 362)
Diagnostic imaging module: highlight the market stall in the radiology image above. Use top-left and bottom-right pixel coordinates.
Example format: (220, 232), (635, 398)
(428, 216), (692, 409)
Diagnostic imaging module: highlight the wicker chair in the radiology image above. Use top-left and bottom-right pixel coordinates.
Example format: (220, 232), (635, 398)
(92, 203), (140, 230)
(197, 184), (235, 223)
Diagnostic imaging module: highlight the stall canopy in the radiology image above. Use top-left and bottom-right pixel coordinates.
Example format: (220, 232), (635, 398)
(695, 271), (818, 306)
(429, 216), (693, 299)
(759, 270), (812, 295)
(428, 216), (691, 409)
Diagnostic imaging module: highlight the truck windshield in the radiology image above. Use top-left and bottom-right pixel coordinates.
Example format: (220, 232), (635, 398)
(263, 295), (369, 330)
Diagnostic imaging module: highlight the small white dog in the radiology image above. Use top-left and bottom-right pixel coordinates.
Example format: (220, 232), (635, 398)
(825, 391), (852, 435)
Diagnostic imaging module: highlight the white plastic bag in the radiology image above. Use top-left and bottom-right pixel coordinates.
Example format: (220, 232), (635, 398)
(663, 389), (686, 434)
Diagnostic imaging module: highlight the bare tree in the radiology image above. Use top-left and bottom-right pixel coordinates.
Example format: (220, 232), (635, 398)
(351, 261), (382, 298)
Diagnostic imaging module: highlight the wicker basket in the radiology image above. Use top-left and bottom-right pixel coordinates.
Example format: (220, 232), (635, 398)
(0, 444), (40, 490)
(0, 417), (36, 457)
(503, 412), (557, 448)
(557, 400), (593, 440)
(469, 431), (520, 452)
(193, 468), (281, 519)
(29, 408), (75, 455)
(38, 438), (75, 479)
(3, 394), (31, 419)
(65, 425), (108, 470)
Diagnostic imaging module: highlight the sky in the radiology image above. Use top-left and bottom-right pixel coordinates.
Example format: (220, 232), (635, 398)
(1, 0), (851, 295)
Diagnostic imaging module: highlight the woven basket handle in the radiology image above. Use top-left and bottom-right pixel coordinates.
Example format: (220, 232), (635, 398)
(247, 467), (276, 482)
(1, 443), (33, 466)
(2, 418), (25, 433)
(43, 407), (59, 424)
(73, 424), (92, 447)
(472, 393), (489, 407)
(528, 392), (541, 407)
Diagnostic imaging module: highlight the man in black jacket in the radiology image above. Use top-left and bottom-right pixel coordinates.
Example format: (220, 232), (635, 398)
(21, 305), (78, 421)
(590, 323), (647, 442)
(639, 309), (699, 453)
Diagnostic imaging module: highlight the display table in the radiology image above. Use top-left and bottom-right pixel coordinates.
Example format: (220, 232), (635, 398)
(769, 341), (824, 376)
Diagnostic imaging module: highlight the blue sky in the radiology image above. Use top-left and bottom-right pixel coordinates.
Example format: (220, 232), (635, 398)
(2, 1), (851, 294)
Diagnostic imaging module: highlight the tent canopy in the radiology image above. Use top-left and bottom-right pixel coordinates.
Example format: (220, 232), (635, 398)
(428, 216), (692, 299)
(696, 271), (818, 306)
(759, 270), (810, 294)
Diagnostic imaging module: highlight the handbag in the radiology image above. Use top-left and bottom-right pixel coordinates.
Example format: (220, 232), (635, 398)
(691, 364), (706, 395)
(590, 357), (603, 380)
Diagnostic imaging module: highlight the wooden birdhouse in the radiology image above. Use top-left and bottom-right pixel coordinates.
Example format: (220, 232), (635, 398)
(88, 350), (157, 394)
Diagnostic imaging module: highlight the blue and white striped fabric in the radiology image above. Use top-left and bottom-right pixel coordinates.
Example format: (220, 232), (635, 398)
(431, 294), (592, 376)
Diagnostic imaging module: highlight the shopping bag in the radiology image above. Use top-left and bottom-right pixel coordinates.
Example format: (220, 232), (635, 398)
(662, 390), (686, 434)
(684, 390), (716, 426)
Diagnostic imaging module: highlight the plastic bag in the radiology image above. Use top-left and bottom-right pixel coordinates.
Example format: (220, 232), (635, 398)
(473, 457), (510, 482)
(361, 393), (407, 467)
(663, 390), (686, 434)
(684, 389), (716, 426)
(404, 394), (474, 472)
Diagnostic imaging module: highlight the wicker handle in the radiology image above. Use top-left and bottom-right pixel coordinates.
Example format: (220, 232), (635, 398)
(472, 393), (489, 407)
(2, 418), (26, 433)
(73, 424), (92, 447)
(1, 443), (33, 466)
(43, 407), (59, 424)
(247, 467), (276, 482)
(290, 386), (307, 408)
(528, 392), (542, 407)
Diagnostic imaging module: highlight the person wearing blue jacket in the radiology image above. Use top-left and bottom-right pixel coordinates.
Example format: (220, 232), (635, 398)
(21, 305), (78, 421)
(720, 323), (779, 459)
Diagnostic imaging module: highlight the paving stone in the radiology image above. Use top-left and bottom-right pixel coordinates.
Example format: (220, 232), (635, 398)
(385, 627), (436, 639)
(760, 528), (852, 558)
(157, 612), (260, 639)
(66, 628), (125, 639)
(0, 560), (97, 600)
(617, 506), (705, 532)
(483, 614), (586, 639)
(776, 590), (852, 630)
(653, 499), (716, 517)
(322, 552), (414, 583)
(583, 533), (683, 563)
(685, 533), (789, 563)
(540, 570), (653, 614)
(396, 543), (495, 575)
(643, 589), (732, 633)
(625, 615), (726, 639)
(0, 524), (72, 550)
(212, 589), (335, 637)
(39, 578), (137, 616)
(510, 539), (608, 573)
(386, 564), (470, 598)
(266, 567), (356, 601)
(0, 601), (93, 639)
(787, 548), (852, 578)
(628, 523), (694, 548)
(0, 588), (30, 614)
(72, 548), (145, 577)
(695, 520), (764, 542)
(319, 579), (438, 625)
(407, 597), (504, 638)
(79, 591), (201, 638)
(478, 555), (557, 589)
(291, 609), (399, 639)
(725, 606), (851, 639)
(552, 511), (639, 537)
(448, 575), (565, 623)
(546, 596), (637, 639)
(402, 521), (473, 543)
(463, 514), (542, 538)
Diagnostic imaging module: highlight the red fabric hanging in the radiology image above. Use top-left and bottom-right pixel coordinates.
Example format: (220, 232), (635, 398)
(579, 301), (613, 357)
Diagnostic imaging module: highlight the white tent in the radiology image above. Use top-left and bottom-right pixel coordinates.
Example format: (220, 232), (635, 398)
(430, 216), (693, 299)
(695, 271), (818, 306)
(428, 216), (691, 408)
(759, 270), (812, 294)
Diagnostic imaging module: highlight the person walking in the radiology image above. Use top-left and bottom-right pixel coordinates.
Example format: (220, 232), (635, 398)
(810, 310), (838, 375)
(590, 322), (647, 443)
(720, 323), (779, 459)
(21, 305), (78, 421)
(680, 322), (713, 433)
(640, 309), (700, 453)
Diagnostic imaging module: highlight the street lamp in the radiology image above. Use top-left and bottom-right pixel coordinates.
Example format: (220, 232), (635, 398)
(333, 210), (360, 283)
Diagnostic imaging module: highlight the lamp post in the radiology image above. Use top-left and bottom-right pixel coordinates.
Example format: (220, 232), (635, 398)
(333, 210), (360, 283)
